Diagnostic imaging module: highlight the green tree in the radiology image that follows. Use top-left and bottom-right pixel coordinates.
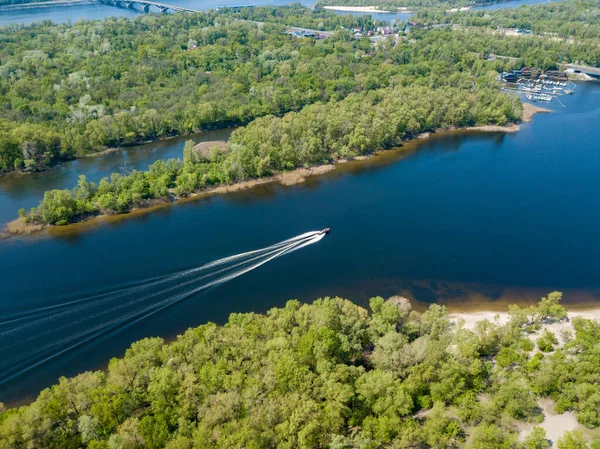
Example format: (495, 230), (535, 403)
(558, 431), (589, 449)
(524, 426), (551, 449)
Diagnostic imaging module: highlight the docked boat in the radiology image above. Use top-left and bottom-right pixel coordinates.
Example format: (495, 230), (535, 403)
(526, 93), (553, 102)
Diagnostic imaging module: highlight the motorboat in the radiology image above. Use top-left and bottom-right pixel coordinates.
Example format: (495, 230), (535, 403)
(319, 228), (330, 235)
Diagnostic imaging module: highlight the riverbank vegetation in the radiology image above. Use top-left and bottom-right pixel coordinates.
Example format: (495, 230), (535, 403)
(15, 82), (519, 226)
(422, 0), (600, 41)
(2, 292), (600, 448)
(315, 0), (506, 9)
(1, 1), (593, 175)
(0, 8), (386, 174)
(412, 0), (600, 67)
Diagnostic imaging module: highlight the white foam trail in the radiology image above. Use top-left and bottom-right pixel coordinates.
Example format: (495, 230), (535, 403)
(0, 232), (317, 327)
(0, 232), (320, 335)
(0, 232), (325, 382)
(0, 238), (304, 342)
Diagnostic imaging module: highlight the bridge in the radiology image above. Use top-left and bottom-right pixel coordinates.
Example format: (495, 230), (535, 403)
(94, 0), (199, 13)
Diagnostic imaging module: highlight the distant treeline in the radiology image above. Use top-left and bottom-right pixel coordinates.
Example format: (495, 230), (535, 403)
(415, 0), (600, 42)
(1, 3), (597, 176)
(2, 292), (600, 448)
(17, 82), (519, 226)
(315, 0), (509, 10)
(1, 1), (593, 178)
(0, 8), (384, 174)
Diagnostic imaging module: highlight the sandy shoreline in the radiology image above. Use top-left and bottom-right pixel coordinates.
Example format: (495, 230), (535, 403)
(522, 103), (551, 122)
(450, 308), (600, 331)
(323, 5), (392, 13)
(2, 104), (546, 238)
(450, 306), (599, 447)
(3, 164), (338, 236)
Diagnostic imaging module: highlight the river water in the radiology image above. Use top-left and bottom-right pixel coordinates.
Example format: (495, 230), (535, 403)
(0, 0), (563, 27)
(0, 0), (413, 26)
(1, 82), (599, 404)
(0, 0), (313, 26)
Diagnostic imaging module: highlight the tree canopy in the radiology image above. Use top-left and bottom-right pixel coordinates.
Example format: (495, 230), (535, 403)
(1, 293), (600, 448)
(18, 80), (520, 226)
(3, 1), (596, 175)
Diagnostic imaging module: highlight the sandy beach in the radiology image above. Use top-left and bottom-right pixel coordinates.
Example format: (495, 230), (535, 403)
(522, 103), (551, 122)
(450, 308), (600, 332)
(323, 5), (392, 13)
(450, 307), (600, 447)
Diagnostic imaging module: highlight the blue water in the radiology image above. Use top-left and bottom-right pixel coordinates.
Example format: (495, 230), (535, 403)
(1, 82), (598, 404)
(474, 0), (560, 11)
(325, 9), (412, 24)
(0, 129), (232, 225)
(0, 2), (139, 26)
(0, 0), (313, 26)
(0, 0), (564, 27)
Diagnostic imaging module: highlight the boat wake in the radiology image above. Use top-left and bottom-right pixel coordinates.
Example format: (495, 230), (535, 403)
(0, 230), (326, 384)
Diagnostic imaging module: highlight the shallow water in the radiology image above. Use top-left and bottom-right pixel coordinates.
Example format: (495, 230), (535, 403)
(1, 81), (599, 404)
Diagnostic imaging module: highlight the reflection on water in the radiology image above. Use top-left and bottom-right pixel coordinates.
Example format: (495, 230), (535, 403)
(0, 129), (232, 224)
(0, 84), (599, 405)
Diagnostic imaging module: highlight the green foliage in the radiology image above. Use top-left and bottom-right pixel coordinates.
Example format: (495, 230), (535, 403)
(469, 423), (517, 449)
(2, 292), (599, 448)
(442, 0), (600, 42)
(492, 377), (541, 421)
(0, 8), (382, 173)
(21, 80), (519, 226)
(3, 1), (600, 178)
(316, 0), (507, 9)
(558, 431), (590, 449)
(524, 426), (550, 449)
(537, 329), (558, 353)
(536, 291), (567, 322)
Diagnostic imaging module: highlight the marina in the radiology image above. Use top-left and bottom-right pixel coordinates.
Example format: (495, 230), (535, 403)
(500, 69), (578, 105)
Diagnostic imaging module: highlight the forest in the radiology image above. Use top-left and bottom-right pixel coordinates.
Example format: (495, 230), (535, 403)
(415, 0), (600, 40)
(16, 81), (520, 226)
(314, 0), (507, 9)
(2, 1), (599, 175)
(0, 7), (389, 174)
(1, 292), (600, 448)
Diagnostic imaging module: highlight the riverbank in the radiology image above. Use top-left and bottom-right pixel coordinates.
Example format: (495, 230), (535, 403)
(3, 292), (599, 446)
(449, 306), (600, 446)
(522, 103), (551, 122)
(450, 307), (600, 331)
(0, 0), (91, 11)
(3, 164), (338, 236)
(3, 103), (545, 238)
(322, 5), (392, 13)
